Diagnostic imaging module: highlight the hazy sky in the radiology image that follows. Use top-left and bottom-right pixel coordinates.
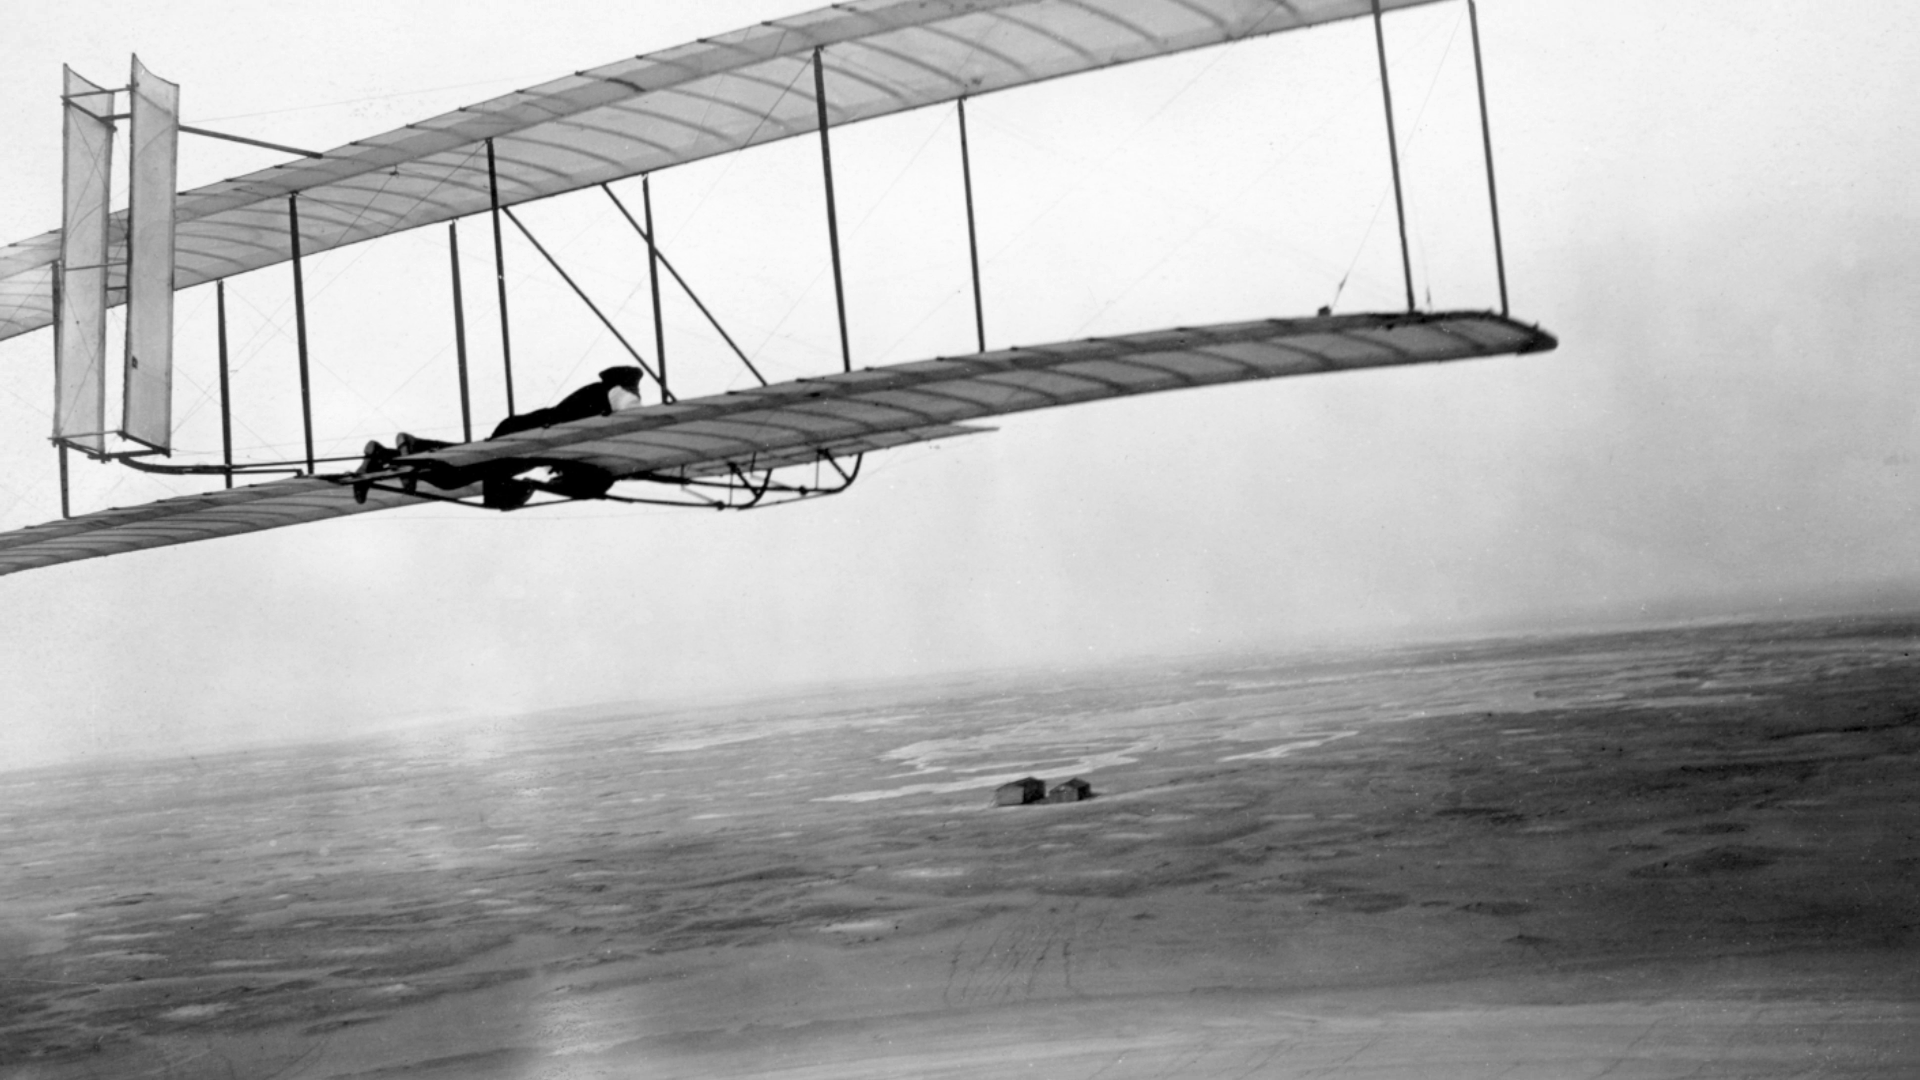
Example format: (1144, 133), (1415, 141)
(1, 1), (1917, 769)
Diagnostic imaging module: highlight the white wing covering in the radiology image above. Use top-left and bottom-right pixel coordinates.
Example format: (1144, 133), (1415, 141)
(0, 311), (1554, 577)
(0, 479), (433, 578)
(122, 56), (181, 451)
(0, 0), (1441, 345)
(55, 67), (114, 452)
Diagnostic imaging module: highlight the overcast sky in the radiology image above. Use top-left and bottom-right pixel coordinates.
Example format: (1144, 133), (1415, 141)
(1, 0), (1917, 769)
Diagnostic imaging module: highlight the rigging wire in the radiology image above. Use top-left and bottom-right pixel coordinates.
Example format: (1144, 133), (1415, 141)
(225, 145), (482, 380)
(0, 378), (49, 420)
(610, 58), (821, 389)
(966, 44), (1248, 288)
(1329, 7), (1465, 312)
(661, 58), (814, 252)
(601, 183), (768, 388)
(769, 33), (1258, 372)
(1404, 11), (1465, 313)
(0, 476), (35, 523)
(217, 289), (326, 454)
(0, 275), (41, 332)
(1073, 14), (1454, 332)
(845, 109), (956, 246)
(746, 106), (959, 370)
(519, 201), (667, 398)
(700, 33), (1262, 385)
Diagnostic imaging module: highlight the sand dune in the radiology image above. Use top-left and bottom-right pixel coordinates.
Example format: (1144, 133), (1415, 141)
(3, 616), (1916, 1076)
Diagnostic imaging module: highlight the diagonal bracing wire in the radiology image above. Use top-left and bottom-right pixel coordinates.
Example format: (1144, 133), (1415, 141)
(500, 206), (670, 399)
(601, 183), (768, 387)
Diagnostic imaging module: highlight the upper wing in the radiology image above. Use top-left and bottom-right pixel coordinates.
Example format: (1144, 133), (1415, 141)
(0, 0), (1442, 345)
(0, 309), (1554, 578)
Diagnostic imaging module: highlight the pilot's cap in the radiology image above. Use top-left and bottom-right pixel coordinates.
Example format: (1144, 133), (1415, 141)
(599, 366), (644, 391)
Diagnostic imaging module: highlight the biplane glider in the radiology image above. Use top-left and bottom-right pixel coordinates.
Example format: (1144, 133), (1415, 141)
(0, 0), (1554, 577)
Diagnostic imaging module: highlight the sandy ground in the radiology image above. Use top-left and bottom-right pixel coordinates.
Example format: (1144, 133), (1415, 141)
(2, 615), (1916, 1077)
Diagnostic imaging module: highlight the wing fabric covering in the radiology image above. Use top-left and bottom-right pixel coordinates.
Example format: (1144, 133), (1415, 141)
(0, 311), (1554, 577)
(0, 0), (1442, 345)
(0, 479), (435, 578)
(56, 67), (114, 453)
(122, 57), (181, 451)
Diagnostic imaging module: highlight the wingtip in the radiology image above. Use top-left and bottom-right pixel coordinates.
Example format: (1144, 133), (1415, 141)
(1518, 326), (1560, 354)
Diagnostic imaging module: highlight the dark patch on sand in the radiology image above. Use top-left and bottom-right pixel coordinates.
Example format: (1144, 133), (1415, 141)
(1460, 900), (1534, 917)
(1664, 821), (1749, 836)
(1629, 845), (1785, 878)
(1310, 890), (1410, 914)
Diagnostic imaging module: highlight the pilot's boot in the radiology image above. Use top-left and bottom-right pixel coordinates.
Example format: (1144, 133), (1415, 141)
(353, 440), (400, 504)
(392, 435), (419, 493)
(361, 440), (402, 472)
(393, 431), (455, 455)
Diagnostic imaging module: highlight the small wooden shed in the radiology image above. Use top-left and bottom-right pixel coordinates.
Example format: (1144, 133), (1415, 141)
(1047, 777), (1093, 803)
(993, 777), (1046, 806)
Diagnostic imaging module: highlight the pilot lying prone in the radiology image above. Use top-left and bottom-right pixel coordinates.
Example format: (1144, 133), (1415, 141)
(354, 365), (646, 508)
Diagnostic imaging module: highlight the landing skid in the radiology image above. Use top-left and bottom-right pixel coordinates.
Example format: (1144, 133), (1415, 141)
(349, 453), (865, 513)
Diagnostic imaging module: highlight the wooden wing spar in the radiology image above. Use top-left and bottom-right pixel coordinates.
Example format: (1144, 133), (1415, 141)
(0, 0), (1444, 345)
(0, 313), (1553, 577)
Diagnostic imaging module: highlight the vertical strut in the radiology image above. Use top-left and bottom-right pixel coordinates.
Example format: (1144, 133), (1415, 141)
(216, 281), (233, 488)
(1467, 0), (1509, 317)
(643, 175), (666, 399)
(957, 96), (986, 353)
(52, 261), (70, 516)
(1371, 0), (1416, 313)
(287, 193), (316, 472)
(486, 138), (516, 414)
(813, 48), (852, 373)
(448, 222), (473, 442)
